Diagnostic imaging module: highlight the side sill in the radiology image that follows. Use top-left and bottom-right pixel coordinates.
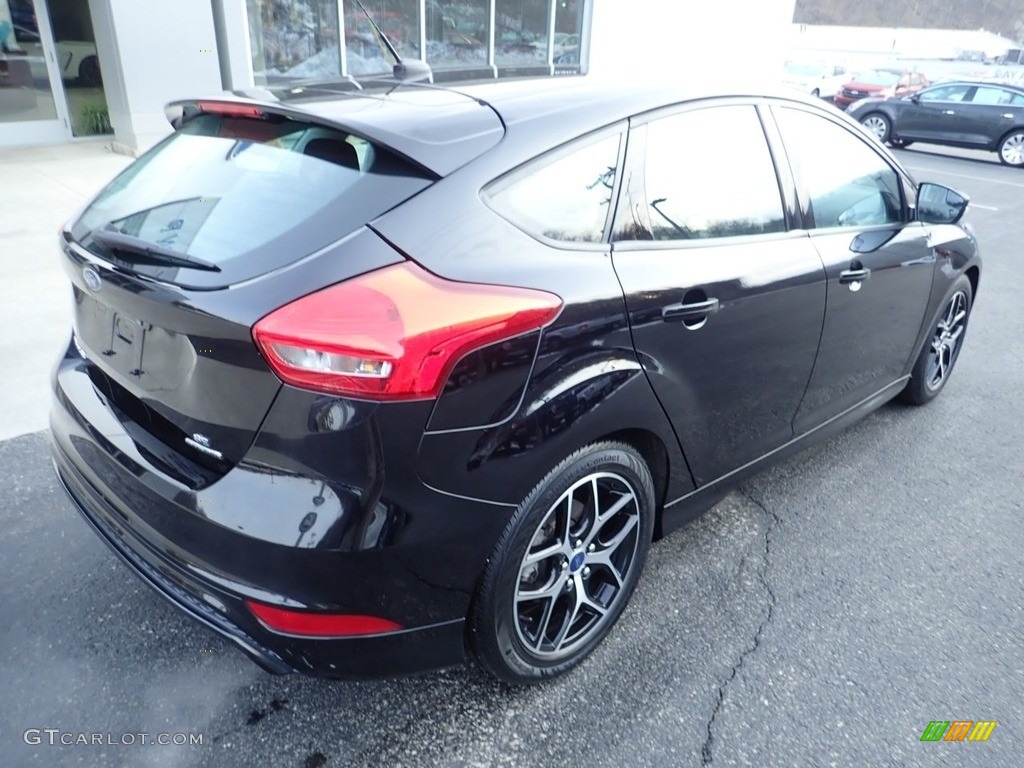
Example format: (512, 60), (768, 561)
(659, 377), (907, 536)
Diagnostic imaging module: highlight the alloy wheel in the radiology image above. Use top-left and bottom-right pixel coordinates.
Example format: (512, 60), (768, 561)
(999, 132), (1024, 166)
(926, 290), (968, 391)
(514, 472), (641, 659)
(862, 114), (889, 142)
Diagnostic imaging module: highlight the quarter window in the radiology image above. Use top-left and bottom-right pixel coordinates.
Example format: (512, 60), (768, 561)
(637, 106), (786, 241)
(485, 133), (621, 243)
(776, 108), (902, 229)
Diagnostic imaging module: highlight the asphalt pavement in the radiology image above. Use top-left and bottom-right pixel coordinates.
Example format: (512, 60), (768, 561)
(1, 146), (1022, 767)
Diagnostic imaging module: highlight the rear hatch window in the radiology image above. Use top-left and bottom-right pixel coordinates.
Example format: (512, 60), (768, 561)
(70, 108), (434, 288)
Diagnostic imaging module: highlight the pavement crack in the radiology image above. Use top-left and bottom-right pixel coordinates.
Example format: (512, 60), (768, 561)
(701, 488), (780, 765)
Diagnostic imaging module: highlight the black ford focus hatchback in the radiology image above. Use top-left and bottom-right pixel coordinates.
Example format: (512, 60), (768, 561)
(50, 76), (980, 683)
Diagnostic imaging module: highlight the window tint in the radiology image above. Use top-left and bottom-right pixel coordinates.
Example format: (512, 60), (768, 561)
(971, 86), (1024, 105)
(485, 133), (620, 243)
(920, 84), (971, 102)
(776, 108), (902, 229)
(638, 106), (785, 241)
(73, 113), (432, 287)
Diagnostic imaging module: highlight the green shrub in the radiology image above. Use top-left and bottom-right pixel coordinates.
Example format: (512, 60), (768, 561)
(80, 102), (112, 135)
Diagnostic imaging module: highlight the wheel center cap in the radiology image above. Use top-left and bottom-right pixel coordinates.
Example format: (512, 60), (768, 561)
(569, 552), (586, 573)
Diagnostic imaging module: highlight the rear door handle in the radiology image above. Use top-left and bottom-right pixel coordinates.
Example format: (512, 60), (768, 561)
(662, 298), (720, 321)
(839, 267), (871, 284)
(942, 109), (956, 115)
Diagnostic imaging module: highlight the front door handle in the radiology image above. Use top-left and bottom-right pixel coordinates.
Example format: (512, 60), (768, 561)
(942, 109), (956, 115)
(662, 297), (720, 322)
(839, 267), (871, 284)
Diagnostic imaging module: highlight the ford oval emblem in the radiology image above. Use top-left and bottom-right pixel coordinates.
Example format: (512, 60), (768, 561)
(83, 265), (102, 293)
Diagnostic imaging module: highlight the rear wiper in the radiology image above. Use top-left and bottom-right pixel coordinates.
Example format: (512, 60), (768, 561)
(90, 226), (221, 272)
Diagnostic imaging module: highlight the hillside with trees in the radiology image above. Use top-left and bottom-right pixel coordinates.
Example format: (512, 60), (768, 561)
(794, 0), (1024, 41)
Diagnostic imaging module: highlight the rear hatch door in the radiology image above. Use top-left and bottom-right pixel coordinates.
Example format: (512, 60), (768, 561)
(62, 105), (441, 485)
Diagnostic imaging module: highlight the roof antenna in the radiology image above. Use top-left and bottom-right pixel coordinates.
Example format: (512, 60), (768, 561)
(352, 0), (432, 83)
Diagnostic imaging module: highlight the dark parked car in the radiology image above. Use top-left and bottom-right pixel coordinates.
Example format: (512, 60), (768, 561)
(849, 80), (1024, 167)
(50, 77), (980, 684)
(833, 68), (929, 109)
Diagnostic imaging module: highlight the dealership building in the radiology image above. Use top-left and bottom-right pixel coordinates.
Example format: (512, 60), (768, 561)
(1, 1), (795, 153)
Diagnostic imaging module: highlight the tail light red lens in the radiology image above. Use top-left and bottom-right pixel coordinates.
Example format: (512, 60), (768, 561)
(245, 600), (402, 637)
(252, 261), (562, 400)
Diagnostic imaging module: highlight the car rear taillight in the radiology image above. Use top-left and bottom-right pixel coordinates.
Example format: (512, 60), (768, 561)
(252, 261), (562, 400)
(245, 600), (402, 637)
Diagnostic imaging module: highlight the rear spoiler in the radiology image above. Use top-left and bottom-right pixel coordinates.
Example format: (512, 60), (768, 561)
(164, 92), (503, 177)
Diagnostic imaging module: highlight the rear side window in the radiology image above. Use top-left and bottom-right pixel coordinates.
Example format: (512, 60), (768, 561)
(637, 105), (786, 241)
(71, 112), (433, 287)
(775, 108), (903, 229)
(972, 86), (1024, 105)
(484, 132), (621, 244)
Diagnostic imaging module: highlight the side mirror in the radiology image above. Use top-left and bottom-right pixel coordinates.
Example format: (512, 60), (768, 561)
(916, 183), (969, 224)
(908, 93), (920, 103)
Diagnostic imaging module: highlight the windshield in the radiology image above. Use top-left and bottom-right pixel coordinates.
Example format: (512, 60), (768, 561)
(71, 112), (433, 287)
(855, 70), (900, 86)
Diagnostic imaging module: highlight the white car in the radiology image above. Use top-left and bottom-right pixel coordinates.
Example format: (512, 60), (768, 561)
(56, 40), (101, 85)
(782, 60), (848, 100)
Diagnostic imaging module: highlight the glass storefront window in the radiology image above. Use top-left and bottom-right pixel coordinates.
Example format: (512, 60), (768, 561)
(243, 0), (586, 85)
(0, 0), (58, 124)
(342, 0), (419, 77)
(553, 0), (584, 67)
(425, 0), (487, 71)
(494, 0), (547, 71)
(247, 0), (340, 84)
(46, 0), (111, 136)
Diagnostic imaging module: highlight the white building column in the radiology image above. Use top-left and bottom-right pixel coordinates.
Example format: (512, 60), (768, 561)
(212, 0), (256, 91)
(87, 0), (224, 155)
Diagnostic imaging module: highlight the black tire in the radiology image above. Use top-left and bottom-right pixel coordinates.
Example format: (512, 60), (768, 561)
(79, 56), (102, 87)
(470, 441), (656, 684)
(889, 138), (913, 149)
(997, 129), (1024, 167)
(860, 112), (891, 143)
(900, 275), (972, 405)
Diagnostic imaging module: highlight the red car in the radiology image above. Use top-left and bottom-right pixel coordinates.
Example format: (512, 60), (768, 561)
(833, 69), (929, 109)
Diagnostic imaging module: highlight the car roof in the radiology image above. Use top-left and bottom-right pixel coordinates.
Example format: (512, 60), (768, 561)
(176, 76), (821, 177)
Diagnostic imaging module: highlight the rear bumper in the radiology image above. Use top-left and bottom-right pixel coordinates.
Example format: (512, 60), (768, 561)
(49, 342), (504, 678)
(53, 448), (293, 676)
